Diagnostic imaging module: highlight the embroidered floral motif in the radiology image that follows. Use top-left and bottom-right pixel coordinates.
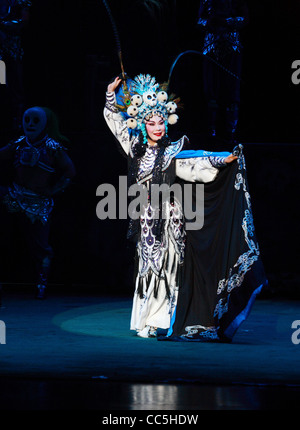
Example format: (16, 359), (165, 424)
(137, 146), (159, 182)
(138, 198), (185, 277)
(181, 325), (219, 341)
(214, 150), (260, 321)
(105, 109), (135, 150)
(214, 298), (229, 320)
(177, 158), (202, 168)
(168, 200), (186, 265)
(208, 155), (227, 168)
(138, 203), (168, 277)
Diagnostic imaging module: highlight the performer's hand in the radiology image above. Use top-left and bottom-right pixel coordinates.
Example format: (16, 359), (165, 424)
(224, 154), (238, 164)
(107, 76), (122, 93)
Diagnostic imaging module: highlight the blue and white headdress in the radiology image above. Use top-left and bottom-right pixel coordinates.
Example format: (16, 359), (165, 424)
(116, 74), (179, 131)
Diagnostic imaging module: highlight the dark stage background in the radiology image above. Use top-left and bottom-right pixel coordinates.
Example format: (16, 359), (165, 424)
(0, 0), (299, 296)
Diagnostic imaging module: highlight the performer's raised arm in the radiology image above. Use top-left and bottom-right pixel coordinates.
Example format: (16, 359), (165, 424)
(103, 77), (133, 156)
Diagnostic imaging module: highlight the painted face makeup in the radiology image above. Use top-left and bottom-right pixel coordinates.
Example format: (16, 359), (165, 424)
(22, 107), (47, 143)
(145, 115), (166, 145)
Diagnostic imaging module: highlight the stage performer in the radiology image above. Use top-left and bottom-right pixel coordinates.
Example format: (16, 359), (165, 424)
(197, 0), (248, 143)
(104, 74), (266, 342)
(0, 106), (75, 299)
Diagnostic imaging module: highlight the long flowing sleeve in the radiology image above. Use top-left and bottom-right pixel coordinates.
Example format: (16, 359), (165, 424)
(175, 152), (229, 183)
(103, 91), (133, 156)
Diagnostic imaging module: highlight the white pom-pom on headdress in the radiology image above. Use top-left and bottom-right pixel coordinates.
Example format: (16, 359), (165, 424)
(168, 114), (178, 125)
(126, 118), (138, 129)
(127, 105), (139, 117)
(157, 91), (168, 103)
(131, 94), (143, 106)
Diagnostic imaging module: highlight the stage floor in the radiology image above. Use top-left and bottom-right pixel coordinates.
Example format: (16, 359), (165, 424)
(0, 286), (300, 411)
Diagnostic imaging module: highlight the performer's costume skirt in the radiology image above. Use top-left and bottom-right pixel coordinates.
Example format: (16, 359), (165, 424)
(158, 153), (267, 342)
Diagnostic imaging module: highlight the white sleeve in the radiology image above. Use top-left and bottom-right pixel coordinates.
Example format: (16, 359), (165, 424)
(175, 157), (220, 183)
(103, 91), (132, 156)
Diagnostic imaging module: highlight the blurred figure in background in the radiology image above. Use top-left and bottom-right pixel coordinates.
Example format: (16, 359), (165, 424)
(0, 0), (31, 134)
(197, 0), (248, 143)
(0, 106), (75, 300)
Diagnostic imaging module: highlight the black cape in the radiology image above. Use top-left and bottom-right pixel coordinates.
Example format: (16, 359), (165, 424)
(158, 151), (268, 342)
